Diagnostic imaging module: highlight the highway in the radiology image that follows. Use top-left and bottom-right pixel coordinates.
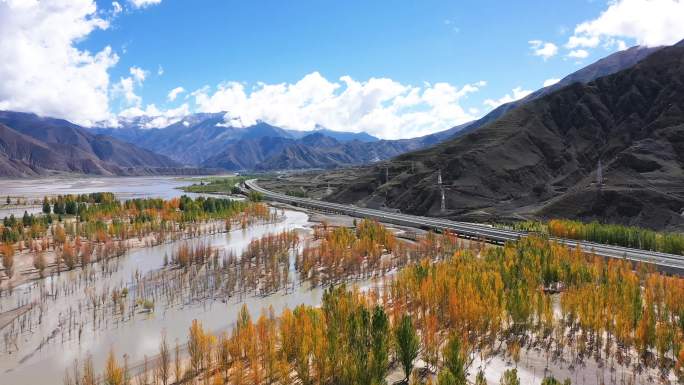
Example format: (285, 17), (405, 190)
(245, 179), (684, 273)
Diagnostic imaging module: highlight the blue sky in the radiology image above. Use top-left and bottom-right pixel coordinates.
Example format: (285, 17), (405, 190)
(96, 0), (603, 108)
(1, 0), (683, 138)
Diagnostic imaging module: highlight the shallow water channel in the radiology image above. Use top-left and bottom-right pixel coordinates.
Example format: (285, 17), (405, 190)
(0, 209), (324, 384)
(0, 176), (359, 384)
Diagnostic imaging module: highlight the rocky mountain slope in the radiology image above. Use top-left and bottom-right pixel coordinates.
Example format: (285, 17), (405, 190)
(0, 111), (195, 177)
(328, 41), (684, 230)
(448, 45), (664, 140)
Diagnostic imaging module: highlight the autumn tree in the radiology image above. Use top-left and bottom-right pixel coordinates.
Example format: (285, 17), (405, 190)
(1, 242), (14, 278)
(188, 320), (206, 375)
(33, 252), (46, 277)
(104, 349), (125, 385)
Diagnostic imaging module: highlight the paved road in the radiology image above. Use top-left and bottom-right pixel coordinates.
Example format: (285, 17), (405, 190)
(246, 179), (684, 273)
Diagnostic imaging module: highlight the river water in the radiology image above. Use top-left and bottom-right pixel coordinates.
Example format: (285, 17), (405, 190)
(0, 176), (334, 384)
(0, 176), (214, 220)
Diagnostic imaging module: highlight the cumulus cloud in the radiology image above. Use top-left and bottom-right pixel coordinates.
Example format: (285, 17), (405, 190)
(568, 49), (590, 59)
(112, 77), (141, 107)
(129, 0), (161, 8)
(483, 87), (533, 109)
(129, 66), (147, 83)
(190, 72), (486, 139)
(111, 66), (149, 107)
(568, 0), (684, 49)
(543, 78), (561, 87)
(167, 87), (185, 101)
(0, 0), (118, 126)
(529, 40), (559, 60)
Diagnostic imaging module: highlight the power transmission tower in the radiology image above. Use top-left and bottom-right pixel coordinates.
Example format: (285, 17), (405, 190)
(597, 159), (603, 187)
(440, 189), (446, 213)
(438, 169), (445, 213)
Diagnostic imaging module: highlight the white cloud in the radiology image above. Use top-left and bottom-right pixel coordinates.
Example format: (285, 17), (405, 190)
(191, 72), (486, 139)
(565, 35), (600, 49)
(111, 66), (149, 107)
(529, 40), (559, 60)
(568, 49), (590, 59)
(483, 87), (533, 109)
(112, 77), (141, 107)
(167, 87), (185, 101)
(0, 0), (118, 126)
(543, 78), (561, 87)
(568, 0), (684, 49)
(157, 65), (164, 76)
(129, 0), (161, 8)
(112, 1), (122, 14)
(118, 103), (190, 128)
(129, 66), (147, 83)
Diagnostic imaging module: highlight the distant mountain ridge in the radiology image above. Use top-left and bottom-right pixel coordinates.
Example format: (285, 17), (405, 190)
(92, 114), (451, 170)
(0, 111), (208, 177)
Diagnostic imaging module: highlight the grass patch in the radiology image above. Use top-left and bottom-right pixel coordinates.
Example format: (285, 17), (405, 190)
(180, 176), (251, 194)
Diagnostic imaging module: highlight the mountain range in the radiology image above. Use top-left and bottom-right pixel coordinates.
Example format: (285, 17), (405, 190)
(92, 43), (663, 172)
(91, 115), (456, 170)
(327, 40), (684, 230)
(0, 111), (206, 177)
(0, 42), (673, 182)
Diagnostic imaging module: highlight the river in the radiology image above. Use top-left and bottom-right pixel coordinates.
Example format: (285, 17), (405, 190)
(0, 176), (332, 384)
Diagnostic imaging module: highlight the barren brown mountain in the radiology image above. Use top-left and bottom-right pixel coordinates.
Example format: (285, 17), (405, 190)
(328, 41), (684, 230)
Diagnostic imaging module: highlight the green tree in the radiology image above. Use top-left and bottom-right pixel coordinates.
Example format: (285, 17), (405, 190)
(248, 191), (263, 202)
(442, 335), (467, 385)
(42, 198), (51, 214)
(475, 370), (487, 385)
(370, 306), (390, 384)
(53, 200), (65, 215)
(499, 369), (520, 385)
(438, 371), (458, 385)
(541, 377), (561, 385)
(65, 200), (77, 215)
(22, 211), (31, 226)
(395, 315), (419, 383)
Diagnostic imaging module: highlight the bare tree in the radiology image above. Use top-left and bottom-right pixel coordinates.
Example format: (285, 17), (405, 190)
(174, 341), (183, 383)
(159, 332), (171, 385)
(82, 355), (96, 385)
